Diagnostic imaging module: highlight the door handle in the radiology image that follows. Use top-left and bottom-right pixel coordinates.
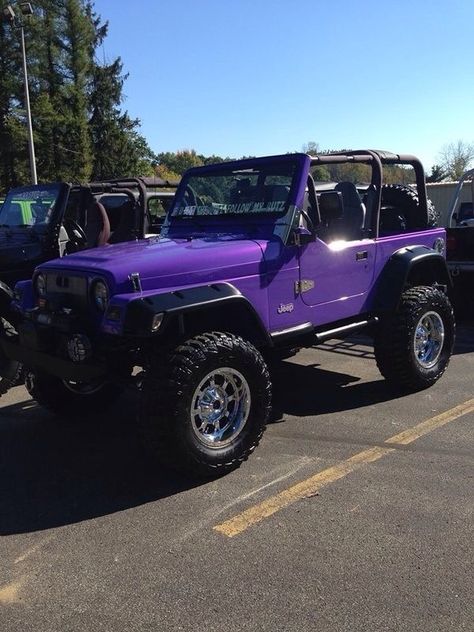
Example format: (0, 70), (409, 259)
(356, 250), (368, 261)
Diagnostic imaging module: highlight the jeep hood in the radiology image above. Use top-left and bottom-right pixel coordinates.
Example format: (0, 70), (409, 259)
(40, 236), (267, 292)
(0, 226), (46, 274)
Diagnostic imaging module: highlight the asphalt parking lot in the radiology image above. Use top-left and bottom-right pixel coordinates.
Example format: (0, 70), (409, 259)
(1, 324), (473, 631)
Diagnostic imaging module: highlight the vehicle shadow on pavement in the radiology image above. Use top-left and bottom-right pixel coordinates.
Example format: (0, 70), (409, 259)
(453, 321), (474, 356)
(0, 392), (205, 536)
(270, 361), (400, 420)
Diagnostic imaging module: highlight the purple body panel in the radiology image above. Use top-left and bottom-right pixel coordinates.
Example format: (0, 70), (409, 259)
(41, 237), (265, 294)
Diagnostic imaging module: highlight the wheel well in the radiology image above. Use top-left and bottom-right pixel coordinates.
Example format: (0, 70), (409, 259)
(162, 301), (271, 348)
(372, 250), (452, 312)
(406, 259), (451, 289)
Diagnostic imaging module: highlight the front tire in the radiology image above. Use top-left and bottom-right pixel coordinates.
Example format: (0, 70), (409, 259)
(139, 332), (271, 477)
(374, 286), (455, 391)
(25, 370), (123, 416)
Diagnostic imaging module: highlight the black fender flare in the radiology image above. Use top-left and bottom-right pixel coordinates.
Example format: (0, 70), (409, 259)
(371, 245), (452, 312)
(122, 282), (272, 345)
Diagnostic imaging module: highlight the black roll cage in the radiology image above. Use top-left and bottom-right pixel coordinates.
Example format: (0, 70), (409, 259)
(307, 150), (428, 239)
(66, 176), (179, 237)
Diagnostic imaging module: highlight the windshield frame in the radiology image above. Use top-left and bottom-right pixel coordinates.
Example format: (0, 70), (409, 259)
(166, 154), (308, 224)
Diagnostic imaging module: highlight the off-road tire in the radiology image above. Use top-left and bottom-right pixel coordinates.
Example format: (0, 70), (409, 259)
(374, 286), (454, 391)
(0, 318), (24, 396)
(139, 332), (271, 478)
(25, 369), (123, 416)
(381, 184), (439, 229)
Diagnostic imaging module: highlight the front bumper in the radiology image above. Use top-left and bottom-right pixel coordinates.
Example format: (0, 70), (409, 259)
(0, 335), (106, 381)
(0, 308), (108, 382)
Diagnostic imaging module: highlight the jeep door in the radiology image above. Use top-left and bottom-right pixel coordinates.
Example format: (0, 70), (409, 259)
(298, 236), (376, 322)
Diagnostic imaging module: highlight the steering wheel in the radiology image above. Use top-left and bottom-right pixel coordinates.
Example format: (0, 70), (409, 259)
(63, 218), (87, 251)
(184, 185), (198, 207)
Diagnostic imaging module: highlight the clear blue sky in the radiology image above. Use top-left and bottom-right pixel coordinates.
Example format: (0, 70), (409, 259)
(93, 0), (473, 169)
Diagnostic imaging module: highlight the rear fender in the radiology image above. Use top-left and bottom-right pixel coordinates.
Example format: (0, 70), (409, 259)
(372, 246), (452, 312)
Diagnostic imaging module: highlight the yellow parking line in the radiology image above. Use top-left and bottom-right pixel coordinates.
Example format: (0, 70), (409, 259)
(214, 398), (474, 538)
(0, 577), (25, 604)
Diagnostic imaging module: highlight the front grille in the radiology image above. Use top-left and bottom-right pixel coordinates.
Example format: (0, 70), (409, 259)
(46, 273), (87, 297)
(43, 272), (89, 313)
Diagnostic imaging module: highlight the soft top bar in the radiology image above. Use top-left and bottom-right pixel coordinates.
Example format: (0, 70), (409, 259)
(308, 149), (422, 165)
(86, 177), (179, 192)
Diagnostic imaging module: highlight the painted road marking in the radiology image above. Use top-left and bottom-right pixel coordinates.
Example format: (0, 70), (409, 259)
(0, 577), (25, 604)
(214, 398), (474, 538)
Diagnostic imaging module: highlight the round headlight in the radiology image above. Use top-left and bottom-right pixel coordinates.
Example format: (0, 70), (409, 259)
(92, 279), (109, 311)
(35, 273), (47, 297)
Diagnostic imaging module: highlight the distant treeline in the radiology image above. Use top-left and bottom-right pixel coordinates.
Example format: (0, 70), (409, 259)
(155, 148), (416, 185)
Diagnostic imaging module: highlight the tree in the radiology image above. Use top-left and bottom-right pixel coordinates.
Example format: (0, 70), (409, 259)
(302, 141), (321, 155)
(439, 140), (474, 180)
(0, 12), (28, 190)
(89, 58), (156, 179)
(60, 0), (94, 181)
(0, 1), (156, 191)
(426, 164), (446, 183)
(155, 150), (204, 177)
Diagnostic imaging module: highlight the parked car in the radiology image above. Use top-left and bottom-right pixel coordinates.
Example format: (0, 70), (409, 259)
(0, 150), (454, 477)
(443, 169), (474, 313)
(0, 177), (178, 288)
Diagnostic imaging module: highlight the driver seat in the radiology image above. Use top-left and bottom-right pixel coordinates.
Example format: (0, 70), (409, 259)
(334, 182), (366, 239)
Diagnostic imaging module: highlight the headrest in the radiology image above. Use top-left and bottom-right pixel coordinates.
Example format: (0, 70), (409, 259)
(318, 191), (344, 220)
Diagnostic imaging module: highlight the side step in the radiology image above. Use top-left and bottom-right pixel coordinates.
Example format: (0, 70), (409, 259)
(270, 317), (378, 346)
(314, 317), (379, 343)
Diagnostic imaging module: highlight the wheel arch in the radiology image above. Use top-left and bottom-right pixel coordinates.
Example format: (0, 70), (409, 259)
(372, 246), (452, 312)
(122, 282), (272, 347)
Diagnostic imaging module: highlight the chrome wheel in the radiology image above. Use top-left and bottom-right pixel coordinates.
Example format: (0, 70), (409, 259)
(414, 311), (445, 369)
(191, 367), (251, 448)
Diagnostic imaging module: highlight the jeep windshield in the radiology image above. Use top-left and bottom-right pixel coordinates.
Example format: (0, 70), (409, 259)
(0, 184), (61, 228)
(170, 158), (299, 219)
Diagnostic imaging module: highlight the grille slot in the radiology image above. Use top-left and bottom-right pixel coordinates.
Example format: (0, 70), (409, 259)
(46, 274), (87, 296)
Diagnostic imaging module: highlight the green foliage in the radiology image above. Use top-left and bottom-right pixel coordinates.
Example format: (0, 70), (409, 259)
(426, 164), (446, 183)
(156, 150), (204, 176)
(0, 1), (156, 192)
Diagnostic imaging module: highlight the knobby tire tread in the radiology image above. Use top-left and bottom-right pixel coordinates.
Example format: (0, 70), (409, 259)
(139, 332), (271, 477)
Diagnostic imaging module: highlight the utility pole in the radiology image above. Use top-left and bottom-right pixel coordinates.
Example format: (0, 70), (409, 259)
(3, 3), (37, 184)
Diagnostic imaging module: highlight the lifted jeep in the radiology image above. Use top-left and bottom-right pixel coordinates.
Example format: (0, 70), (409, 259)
(0, 150), (455, 476)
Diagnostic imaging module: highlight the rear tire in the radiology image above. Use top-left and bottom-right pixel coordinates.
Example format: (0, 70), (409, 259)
(25, 369), (123, 416)
(374, 286), (455, 391)
(381, 184), (439, 229)
(139, 332), (271, 477)
(0, 318), (24, 396)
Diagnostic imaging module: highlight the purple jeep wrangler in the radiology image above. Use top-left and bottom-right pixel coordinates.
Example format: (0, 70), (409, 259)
(0, 150), (455, 476)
